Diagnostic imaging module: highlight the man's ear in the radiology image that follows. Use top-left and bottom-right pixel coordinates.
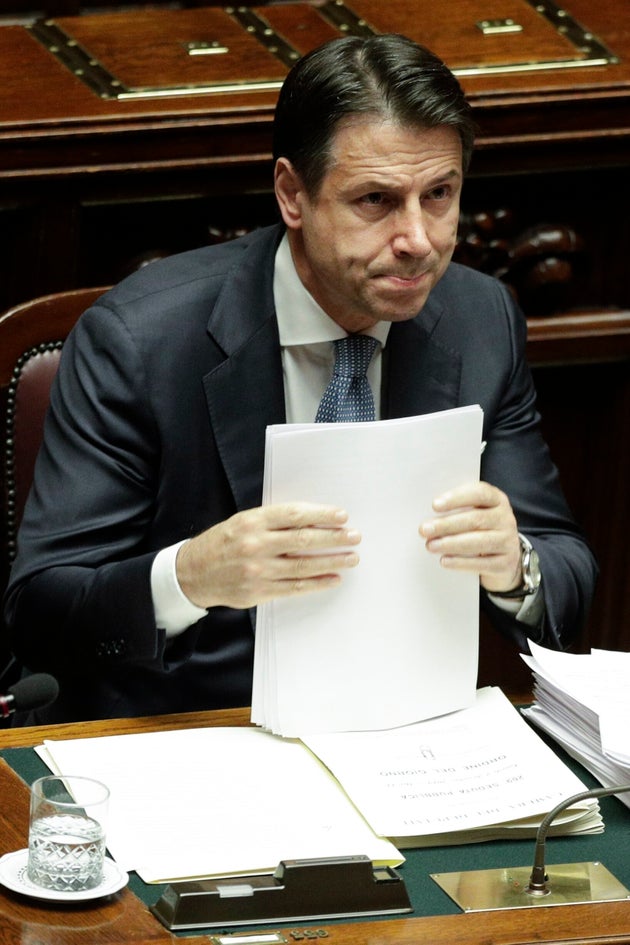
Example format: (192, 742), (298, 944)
(274, 158), (305, 230)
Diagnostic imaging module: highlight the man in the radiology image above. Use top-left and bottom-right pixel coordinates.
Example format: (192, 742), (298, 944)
(4, 35), (596, 724)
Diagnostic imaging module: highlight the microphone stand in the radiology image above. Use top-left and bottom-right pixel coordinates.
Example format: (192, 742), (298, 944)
(527, 784), (630, 896)
(431, 783), (630, 912)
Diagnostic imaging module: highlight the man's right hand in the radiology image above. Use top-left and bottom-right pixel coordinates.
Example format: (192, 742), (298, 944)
(176, 503), (361, 610)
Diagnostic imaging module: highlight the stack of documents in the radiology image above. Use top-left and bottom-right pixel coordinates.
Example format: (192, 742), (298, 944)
(522, 640), (630, 808)
(253, 406), (484, 736)
(36, 687), (602, 884)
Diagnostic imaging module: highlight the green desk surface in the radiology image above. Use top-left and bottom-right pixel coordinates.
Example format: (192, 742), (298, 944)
(3, 733), (630, 936)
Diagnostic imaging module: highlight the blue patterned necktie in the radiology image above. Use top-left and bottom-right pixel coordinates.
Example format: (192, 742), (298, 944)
(315, 335), (380, 423)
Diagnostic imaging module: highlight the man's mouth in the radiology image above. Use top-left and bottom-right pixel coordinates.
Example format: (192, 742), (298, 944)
(375, 271), (429, 286)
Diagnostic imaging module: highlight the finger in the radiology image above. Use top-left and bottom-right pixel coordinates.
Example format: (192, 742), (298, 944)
(438, 552), (508, 574)
(432, 481), (504, 513)
(241, 559), (358, 604)
(424, 529), (508, 557)
(273, 550), (361, 579)
(421, 507), (499, 540)
(261, 502), (350, 530)
(271, 525), (362, 557)
(267, 573), (347, 599)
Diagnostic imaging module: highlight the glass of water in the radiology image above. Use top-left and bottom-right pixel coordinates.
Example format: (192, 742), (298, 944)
(27, 775), (109, 892)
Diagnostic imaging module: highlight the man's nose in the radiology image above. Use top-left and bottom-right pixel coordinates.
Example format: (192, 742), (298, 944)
(392, 205), (432, 257)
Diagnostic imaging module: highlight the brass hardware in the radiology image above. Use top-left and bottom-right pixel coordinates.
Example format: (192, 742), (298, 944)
(317, 0), (376, 37)
(532, 0), (619, 64)
(28, 18), (285, 99)
(227, 7), (301, 67)
(477, 19), (523, 35)
(29, 19), (124, 99)
(184, 41), (229, 56)
(28, 0), (620, 102)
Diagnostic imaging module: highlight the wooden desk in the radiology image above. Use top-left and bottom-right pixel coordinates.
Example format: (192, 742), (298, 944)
(3, 707), (630, 945)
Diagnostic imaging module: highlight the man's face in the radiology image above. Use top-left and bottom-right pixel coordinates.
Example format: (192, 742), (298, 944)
(275, 117), (463, 333)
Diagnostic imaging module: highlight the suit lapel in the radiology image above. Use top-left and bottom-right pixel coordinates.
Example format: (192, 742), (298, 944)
(202, 228), (286, 513)
(385, 294), (462, 418)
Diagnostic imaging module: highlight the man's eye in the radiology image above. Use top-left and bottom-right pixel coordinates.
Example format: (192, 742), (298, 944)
(427, 185), (449, 201)
(362, 192), (385, 206)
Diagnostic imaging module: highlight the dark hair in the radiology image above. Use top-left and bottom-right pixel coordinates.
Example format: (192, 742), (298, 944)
(273, 33), (476, 196)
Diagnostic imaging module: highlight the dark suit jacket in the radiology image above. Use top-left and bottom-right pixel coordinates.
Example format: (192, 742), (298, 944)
(4, 224), (597, 723)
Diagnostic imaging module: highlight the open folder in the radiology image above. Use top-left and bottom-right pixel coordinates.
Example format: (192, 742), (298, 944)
(252, 405), (484, 736)
(36, 688), (602, 884)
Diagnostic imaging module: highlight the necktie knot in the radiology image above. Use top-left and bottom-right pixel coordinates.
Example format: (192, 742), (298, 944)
(332, 335), (379, 380)
(315, 334), (379, 423)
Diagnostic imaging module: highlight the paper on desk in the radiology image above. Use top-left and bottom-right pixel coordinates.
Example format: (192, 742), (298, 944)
(591, 650), (630, 763)
(302, 686), (603, 846)
(253, 406), (484, 736)
(522, 641), (630, 804)
(37, 726), (402, 884)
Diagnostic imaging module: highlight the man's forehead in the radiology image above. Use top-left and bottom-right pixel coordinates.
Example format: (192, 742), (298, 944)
(326, 117), (462, 174)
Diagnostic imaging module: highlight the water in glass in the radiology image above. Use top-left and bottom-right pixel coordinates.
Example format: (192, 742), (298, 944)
(27, 812), (106, 891)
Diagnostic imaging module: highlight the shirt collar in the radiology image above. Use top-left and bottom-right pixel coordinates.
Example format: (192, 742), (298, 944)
(274, 232), (390, 349)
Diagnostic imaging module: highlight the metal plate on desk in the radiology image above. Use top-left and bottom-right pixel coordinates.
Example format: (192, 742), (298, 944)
(431, 861), (630, 912)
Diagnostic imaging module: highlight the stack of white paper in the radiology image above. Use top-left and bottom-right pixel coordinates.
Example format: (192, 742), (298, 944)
(522, 640), (630, 808)
(252, 406), (484, 736)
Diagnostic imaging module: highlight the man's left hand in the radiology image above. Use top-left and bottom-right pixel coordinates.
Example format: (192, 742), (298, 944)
(419, 481), (522, 594)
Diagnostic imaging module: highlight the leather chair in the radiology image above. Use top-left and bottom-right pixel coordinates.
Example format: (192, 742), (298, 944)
(0, 287), (109, 696)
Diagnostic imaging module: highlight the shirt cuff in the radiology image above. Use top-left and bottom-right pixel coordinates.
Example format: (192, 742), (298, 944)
(488, 582), (545, 629)
(151, 540), (208, 638)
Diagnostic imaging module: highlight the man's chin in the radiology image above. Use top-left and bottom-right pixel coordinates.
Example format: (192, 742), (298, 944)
(367, 282), (434, 322)
(372, 295), (431, 323)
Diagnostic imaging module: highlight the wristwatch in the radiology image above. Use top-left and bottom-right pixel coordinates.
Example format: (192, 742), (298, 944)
(492, 534), (541, 599)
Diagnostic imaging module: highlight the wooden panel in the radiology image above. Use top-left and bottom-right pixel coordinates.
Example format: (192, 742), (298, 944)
(0, 0), (628, 154)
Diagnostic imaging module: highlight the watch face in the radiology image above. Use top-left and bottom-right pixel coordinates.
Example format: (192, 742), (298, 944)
(527, 548), (541, 590)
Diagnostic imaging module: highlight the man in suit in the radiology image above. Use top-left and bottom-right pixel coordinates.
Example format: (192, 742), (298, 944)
(4, 35), (596, 724)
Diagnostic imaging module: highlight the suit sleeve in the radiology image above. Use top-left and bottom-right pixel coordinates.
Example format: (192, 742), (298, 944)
(4, 302), (199, 673)
(477, 281), (598, 651)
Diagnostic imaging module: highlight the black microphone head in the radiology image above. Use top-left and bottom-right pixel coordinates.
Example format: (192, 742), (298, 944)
(7, 674), (59, 712)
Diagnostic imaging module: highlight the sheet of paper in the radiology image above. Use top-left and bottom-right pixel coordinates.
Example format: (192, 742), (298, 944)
(302, 687), (602, 844)
(253, 406), (483, 736)
(37, 727), (402, 883)
(590, 649), (630, 763)
(522, 641), (630, 805)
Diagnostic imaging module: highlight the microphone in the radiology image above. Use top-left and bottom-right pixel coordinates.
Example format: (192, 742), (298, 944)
(527, 783), (630, 895)
(0, 674), (60, 718)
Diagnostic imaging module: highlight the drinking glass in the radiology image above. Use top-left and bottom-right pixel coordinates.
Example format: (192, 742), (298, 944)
(27, 775), (109, 892)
